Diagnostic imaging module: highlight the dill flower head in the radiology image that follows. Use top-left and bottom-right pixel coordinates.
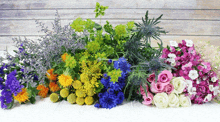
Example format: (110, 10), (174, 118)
(76, 97), (85, 105)
(58, 74), (73, 87)
(72, 80), (82, 89)
(85, 96), (94, 105)
(67, 93), (77, 104)
(46, 69), (58, 81)
(14, 88), (29, 103)
(75, 89), (86, 97)
(65, 55), (77, 68)
(86, 88), (95, 97)
(50, 93), (59, 103)
(60, 89), (69, 98)
(107, 69), (122, 83)
(49, 82), (61, 92)
(36, 84), (49, 98)
(61, 53), (69, 62)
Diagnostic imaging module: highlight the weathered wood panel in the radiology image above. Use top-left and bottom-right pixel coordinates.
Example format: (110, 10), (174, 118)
(0, 9), (220, 20)
(0, 20), (219, 36)
(0, 0), (220, 9)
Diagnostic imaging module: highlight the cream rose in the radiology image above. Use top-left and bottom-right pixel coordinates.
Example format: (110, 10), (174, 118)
(171, 77), (186, 94)
(179, 95), (191, 107)
(153, 93), (169, 109)
(168, 93), (179, 107)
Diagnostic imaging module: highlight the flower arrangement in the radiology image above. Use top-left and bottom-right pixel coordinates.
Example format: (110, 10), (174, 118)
(0, 2), (219, 110)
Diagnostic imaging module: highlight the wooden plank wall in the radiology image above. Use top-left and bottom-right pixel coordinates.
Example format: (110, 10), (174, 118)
(0, 0), (220, 52)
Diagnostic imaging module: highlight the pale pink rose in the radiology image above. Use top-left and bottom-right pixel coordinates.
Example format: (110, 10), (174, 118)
(139, 85), (149, 95)
(163, 84), (174, 94)
(158, 70), (173, 85)
(147, 73), (155, 83)
(142, 92), (154, 106)
(150, 82), (165, 93)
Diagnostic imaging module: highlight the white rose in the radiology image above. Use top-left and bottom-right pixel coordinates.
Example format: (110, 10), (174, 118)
(211, 77), (218, 82)
(171, 62), (176, 66)
(185, 80), (193, 87)
(171, 77), (186, 94)
(168, 93), (179, 107)
(179, 95), (191, 107)
(153, 93), (169, 109)
(185, 39), (193, 47)
(170, 40), (178, 47)
(188, 70), (199, 80)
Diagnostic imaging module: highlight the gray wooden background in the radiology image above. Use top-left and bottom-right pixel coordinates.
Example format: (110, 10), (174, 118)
(0, 0), (220, 52)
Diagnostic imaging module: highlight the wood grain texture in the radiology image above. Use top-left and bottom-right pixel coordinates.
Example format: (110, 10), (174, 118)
(0, 0), (220, 9)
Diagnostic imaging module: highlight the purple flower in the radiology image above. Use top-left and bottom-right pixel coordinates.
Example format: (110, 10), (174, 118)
(114, 57), (131, 73)
(108, 59), (112, 64)
(0, 89), (13, 109)
(116, 92), (124, 105)
(99, 91), (117, 109)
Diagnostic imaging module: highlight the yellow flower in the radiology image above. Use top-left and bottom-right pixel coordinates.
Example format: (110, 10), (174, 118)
(76, 97), (85, 105)
(85, 96), (94, 105)
(80, 73), (89, 83)
(86, 88), (95, 97)
(75, 89), (86, 97)
(61, 53), (69, 62)
(14, 88), (29, 103)
(46, 69), (57, 81)
(72, 80), (82, 89)
(60, 89), (69, 98)
(84, 82), (93, 90)
(65, 55), (77, 68)
(50, 93), (59, 103)
(36, 84), (49, 98)
(58, 74), (73, 87)
(95, 52), (107, 60)
(85, 41), (100, 53)
(67, 93), (77, 104)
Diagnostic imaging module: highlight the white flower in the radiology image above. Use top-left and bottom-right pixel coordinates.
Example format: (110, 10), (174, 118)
(185, 80), (193, 87)
(168, 53), (176, 59)
(153, 93), (169, 109)
(4, 74), (7, 80)
(211, 77), (218, 82)
(204, 94), (212, 102)
(171, 77), (186, 94)
(188, 70), (199, 80)
(167, 58), (175, 63)
(209, 85), (219, 96)
(179, 95), (191, 107)
(171, 62), (176, 66)
(196, 79), (201, 84)
(168, 93), (179, 107)
(185, 39), (193, 47)
(170, 40), (178, 47)
(187, 86), (197, 95)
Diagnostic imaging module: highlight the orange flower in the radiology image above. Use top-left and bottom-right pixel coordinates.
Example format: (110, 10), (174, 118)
(14, 88), (29, 103)
(61, 53), (69, 62)
(46, 69), (57, 81)
(37, 84), (49, 98)
(49, 82), (61, 92)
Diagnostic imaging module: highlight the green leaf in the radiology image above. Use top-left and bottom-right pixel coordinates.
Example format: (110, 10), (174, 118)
(30, 97), (36, 104)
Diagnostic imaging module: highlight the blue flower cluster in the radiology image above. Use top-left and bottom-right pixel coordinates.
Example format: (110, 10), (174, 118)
(95, 57), (131, 109)
(0, 64), (24, 109)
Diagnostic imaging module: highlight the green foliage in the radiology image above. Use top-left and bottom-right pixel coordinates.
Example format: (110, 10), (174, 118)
(94, 2), (109, 18)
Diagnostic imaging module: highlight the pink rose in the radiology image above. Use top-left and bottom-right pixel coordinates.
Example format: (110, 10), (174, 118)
(139, 85), (149, 95)
(163, 84), (174, 94)
(158, 70), (173, 85)
(142, 92), (154, 106)
(150, 82), (165, 93)
(147, 73), (155, 83)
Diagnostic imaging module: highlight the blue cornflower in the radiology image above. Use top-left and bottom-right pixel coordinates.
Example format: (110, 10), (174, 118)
(114, 57), (131, 73)
(0, 89), (13, 109)
(0, 77), (4, 90)
(116, 91), (124, 105)
(108, 59), (112, 64)
(103, 73), (108, 78)
(94, 103), (101, 108)
(33, 75), (38, 81)
(100, 77), (110, 88)
(99, 91), (117, 109)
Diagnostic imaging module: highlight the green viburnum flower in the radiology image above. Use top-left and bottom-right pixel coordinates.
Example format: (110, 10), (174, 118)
(115, 24), (127, 39)
(70, 18), (85, 32)
(65, 55), (77, 68)
(127, 21), (135, 30)
(94, 2), (109, 18)
(60, 89), (69, 98)
(107, 69), (122, 83)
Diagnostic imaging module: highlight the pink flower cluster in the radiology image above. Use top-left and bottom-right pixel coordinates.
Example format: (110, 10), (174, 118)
(140, 70), (174, 106)
(162, 40), (219, 104)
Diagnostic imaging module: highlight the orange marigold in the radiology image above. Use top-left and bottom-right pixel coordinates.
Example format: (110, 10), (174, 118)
(14, 88), (29, 103)
(37, 84), (49, 98)
(61, 53), (69, 62)
(46, 69), (57, 81)
(49, 82), (61, 92)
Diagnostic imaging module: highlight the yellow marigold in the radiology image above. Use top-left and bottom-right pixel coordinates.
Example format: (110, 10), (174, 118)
(49, 82), (61, 92)
(14, 88), (29, 103)
(58, 74), (73, 87)
(85, 96), (94, 105)
(36, 84), (49, 98)
(76, 97), (85, 105)
(72, 80), (82, 89)
(46, 69), (57, 81)
(75, 89), (86, 97)
(61, 53), (69, 62)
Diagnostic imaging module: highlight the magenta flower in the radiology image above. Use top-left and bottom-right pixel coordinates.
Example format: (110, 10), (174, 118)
(142, 92), (154, 106)
(147, 73), (155, 83)
(158, 70), (173, 85)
